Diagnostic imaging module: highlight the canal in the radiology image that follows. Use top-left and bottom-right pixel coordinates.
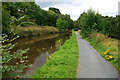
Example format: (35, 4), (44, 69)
(4, 33), (71, 78)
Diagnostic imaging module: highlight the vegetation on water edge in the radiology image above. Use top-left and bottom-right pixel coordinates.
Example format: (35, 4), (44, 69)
(15, 26), (59, 37)
(32, 32), (79, 78)
(78, 31), (119, 70)
(1, 34), (31, 78)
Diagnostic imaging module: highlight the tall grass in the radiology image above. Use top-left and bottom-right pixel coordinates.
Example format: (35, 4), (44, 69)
(15, 26), (59, 37)
(32, 31), (79, 78)
(80, 31), (119, 70)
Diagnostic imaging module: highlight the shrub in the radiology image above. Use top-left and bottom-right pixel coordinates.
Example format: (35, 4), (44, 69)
(19, 22), (37, 27)
(56, 18), (69, 30)
(1, 34), (31, 78)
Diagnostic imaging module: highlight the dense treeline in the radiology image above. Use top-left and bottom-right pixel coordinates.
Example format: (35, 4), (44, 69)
(2, 2), (74, 34)
(74, 9), (120, 39)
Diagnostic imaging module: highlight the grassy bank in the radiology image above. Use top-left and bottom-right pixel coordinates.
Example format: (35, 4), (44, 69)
(32, 31), (79, 78)
(78, 31), (119, 70)
(15, 26), (59, 37)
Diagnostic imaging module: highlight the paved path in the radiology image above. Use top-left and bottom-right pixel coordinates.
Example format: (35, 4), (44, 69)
(75, 32), (118, 78)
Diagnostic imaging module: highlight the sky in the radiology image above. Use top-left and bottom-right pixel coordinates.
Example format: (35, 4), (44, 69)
(35, 0), (120, 20)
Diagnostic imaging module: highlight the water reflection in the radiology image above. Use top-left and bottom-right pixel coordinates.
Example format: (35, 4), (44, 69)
(12, 33), (71, 77)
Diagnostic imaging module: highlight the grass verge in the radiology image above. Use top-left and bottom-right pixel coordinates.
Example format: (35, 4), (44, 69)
(78, 31), (119, 70)
(32, 31), (79, 78)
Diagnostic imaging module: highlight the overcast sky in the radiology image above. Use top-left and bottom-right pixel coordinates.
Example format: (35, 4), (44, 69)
(35, 0), (119, 20)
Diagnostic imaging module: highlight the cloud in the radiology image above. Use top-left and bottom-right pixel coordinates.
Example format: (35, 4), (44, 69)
(36, 2), (61, 8)
(36, 0), (119, 20)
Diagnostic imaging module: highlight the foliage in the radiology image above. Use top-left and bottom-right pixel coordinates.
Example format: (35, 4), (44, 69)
(49, 7), (61, 14)
(32, 32), (79, 78)
(77, 9), (101, 37)
(58, 14), (74, 30)
(2, 2), (74, 34)
(10, 15), (31, 27)
(1, 34), (31, 78)
(47, 10), (58, 26)
(16, 15), (30, 25)
(19, 22), (37, 27)
(73, 21), (79, 31)
(75, 9), (120, 39)
(2, 8), (11, 34)
(56, 18), (69, 29)
(63, 20), (69, 29)
(56, 18), (63, 29)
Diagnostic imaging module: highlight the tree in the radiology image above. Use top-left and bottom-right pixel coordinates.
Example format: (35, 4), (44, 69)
(63, 20), (69, 29)
(2, 2), (74, 33)
(76, 8), (119, 39)
(56, 18), (63, 29)
(47, 10), (58, 26)
(76, 9), (103, 37)
(56, 18), (70, 29)
(2, 8), (11, 34)
(73, 21), (79, 31)
(49, 7), (61, 14)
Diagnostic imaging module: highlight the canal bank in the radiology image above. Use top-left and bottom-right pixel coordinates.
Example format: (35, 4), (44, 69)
(32, 31), (79, 78)
(15, 26), (59, 38)
(7, 32), (71, 78)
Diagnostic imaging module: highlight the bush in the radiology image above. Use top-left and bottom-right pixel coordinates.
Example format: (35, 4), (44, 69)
(77, 9), (97, 37)
(56, 18), (69, 30)
(20, 22), (37, 27)
(1, 34), (31, 78)
(2, 8), (11, 34)
(76, 9), (120, 39)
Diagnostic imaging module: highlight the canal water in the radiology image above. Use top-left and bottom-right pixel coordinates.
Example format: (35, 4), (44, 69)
(7, 33), (71, 78)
